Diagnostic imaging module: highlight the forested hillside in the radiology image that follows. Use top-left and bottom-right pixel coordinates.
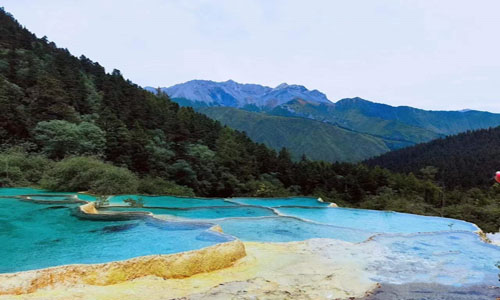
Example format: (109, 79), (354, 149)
(0, 8), (498, 232)
(331, 97), (500, 135)
(366, 127), (500, 189)
(199, 107), (391, 162)
(270, 98), (443, 145)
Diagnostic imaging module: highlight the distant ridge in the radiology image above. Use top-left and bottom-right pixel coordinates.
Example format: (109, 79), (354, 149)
(148, 80), (500, 162)
(145, 79), (330, 109)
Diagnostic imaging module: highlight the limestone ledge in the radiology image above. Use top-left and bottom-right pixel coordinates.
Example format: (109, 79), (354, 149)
(74, 202), (152, 221)
(317, 197), (338, 207)
(0, 239), (246, 296)
(210, 224), (223, 233)
(17, 194), (87, 205)
(80, 202), (98, 214)
(476, 228), (492, 244)
(486, 232), (500, 246)
(0, 239), (377, 300)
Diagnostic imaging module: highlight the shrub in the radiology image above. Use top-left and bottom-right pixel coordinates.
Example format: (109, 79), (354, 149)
(138, 176), (195, 197)
(124, 197), (144, 207)
(95, 195), (109, 208)
(243, 176), (292, 197)
(40, 156), (138, 194)
(0, 148), (53, 187)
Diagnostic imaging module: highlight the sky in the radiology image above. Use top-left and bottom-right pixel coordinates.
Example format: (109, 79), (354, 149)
(3, 0), (500, 112)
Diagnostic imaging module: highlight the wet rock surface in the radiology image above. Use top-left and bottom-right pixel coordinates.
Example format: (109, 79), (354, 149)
(363, 283), (500, 300)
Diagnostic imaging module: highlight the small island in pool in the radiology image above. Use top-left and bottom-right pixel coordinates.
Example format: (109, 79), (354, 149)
(0, 188), (499, 299)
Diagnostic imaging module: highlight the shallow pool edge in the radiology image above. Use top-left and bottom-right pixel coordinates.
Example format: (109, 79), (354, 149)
(0, 239), (246, 295)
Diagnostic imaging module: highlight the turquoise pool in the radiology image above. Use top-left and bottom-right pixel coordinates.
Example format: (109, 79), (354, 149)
(216, 216), (373, 243)
(276, 206), (479, 233)
(0, 187), (69, 196)
(0, 188), (498, 287)
(108, 194), (236, 207)
(26, 196), (74, 201)
(0, 188), (97, 201)
(101, 205), (276, 219)
(0, 195), (233, 273)
(226, 197), (329, 207)
(366, 231), (500, 286)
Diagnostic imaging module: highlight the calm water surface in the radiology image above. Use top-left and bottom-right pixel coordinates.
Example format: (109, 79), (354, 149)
(0, 188), (498, 287)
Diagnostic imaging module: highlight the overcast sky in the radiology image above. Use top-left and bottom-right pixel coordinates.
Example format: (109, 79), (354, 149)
(3, 0), (500, 111)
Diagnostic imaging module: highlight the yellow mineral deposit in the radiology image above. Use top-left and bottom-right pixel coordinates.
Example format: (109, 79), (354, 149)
(79, 202), (98, 214)
(0, 240), (245, 296)
(0, 239), (376, 300)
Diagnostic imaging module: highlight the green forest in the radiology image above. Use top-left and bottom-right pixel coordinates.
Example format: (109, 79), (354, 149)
(0, 8), (498, 232)
(366, 127), (500, 189)
(199, 106), (390, 162)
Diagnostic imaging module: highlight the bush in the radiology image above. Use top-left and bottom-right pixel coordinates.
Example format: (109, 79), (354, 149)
(0, 149), (53, 187)
(243, 175), (292, 197)
(40, 156), (138, 194)
(138, 176), (195, 197)
(123, 197), (144, 207)
(95, 195), (109, 208)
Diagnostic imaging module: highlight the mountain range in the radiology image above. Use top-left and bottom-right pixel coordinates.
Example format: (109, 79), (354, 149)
(146, 80), (330, 109)
(147, 80), (500, 162)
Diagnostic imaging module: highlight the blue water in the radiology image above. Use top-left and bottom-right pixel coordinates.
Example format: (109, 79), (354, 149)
(101, 206), (276, 219)
(0, 187), (498, 288)
(0, 188), (97, 201)
(367, 231), (500, 285)
(276, 207), (478, 233)
(228, 197), (329, 207)
(26, 196), (76, 201)
(217, 216), (373, 243)
(108, 195), (236, 207)
(0, 195), (233, 273)
(0, 187), (60, 196)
